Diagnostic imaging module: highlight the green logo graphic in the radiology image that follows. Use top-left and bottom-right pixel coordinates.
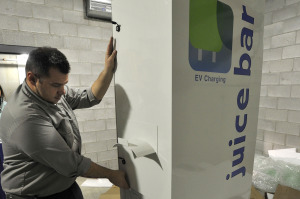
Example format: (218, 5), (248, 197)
(189, 0), (233, 73)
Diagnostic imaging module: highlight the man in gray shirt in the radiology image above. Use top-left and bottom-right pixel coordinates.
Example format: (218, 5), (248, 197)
(0, 37), (129, 199)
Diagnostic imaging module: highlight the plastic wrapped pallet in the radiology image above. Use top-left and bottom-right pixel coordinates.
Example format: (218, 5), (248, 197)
(252, 154), (300, 193)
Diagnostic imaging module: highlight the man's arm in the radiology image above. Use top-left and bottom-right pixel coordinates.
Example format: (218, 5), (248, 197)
(88, 38), (129, 188)
(91, 37), (117, 100)
(82, 161), (129, 189)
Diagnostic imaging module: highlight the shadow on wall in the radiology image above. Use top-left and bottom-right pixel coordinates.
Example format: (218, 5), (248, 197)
(115, 84), (140, 196)
(115, 84), (131, 138)
(115, 84), (162, 197)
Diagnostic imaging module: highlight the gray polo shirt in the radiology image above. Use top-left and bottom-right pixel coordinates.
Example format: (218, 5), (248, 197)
(0, 81), (100, 197)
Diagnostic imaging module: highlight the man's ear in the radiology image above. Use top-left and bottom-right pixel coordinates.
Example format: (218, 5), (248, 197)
(27, 72), (37, 86)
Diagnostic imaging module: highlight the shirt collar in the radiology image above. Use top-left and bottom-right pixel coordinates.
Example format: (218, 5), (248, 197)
(22, 80), (58, 109)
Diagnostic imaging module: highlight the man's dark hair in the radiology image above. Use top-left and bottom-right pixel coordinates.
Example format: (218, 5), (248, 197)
(0, 85), (5, 107)
(25, 47), (70, 78)
(0, 85), (5, 98)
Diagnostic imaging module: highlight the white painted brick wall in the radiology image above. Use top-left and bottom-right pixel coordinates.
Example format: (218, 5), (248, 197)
(104, 86), (115, 98)
(106, 139), (117, 150)
(271, 32), (296, 48)
(264, 131), (286, 145)
(32, 4), (63, 21)
(75, 109), (96, 122)
(260, 86), (268, 96)
(296, 30), (300, 44)
(283, 16), (300, 33)
(258, 119), (276, 131)
(45, 0), (73, 10)
(257, 129), (264, 141)
(261, 73), (280, 85)
(19, 18), (49, 33)
(288, 110), (300, 123)
(102, 97), (116, 108)
(83, 120), (106, 132)
(108, 159), (119, 170)
(258, 0), (300, 154)
(264, 12), (272, 26)
(294, 58), (300, 71)
(97, 130), (117, 141)
(265, 59), (294, 73)
(268, 85), (291, 97)
(263, 48), (283, 61)
(279, 71), (300, 85)
(2, 30), (35, 46)
(265, 108), (288, 121)
(0, 15), (19, 30)
(81, 132), (98, 143)
(278, 98), (300, 110)
(73, 0), (85, 12)
(265, 0), (285, 13)
(98, 150), (118, 161)
(91, 63), (105, 74)
(78, 25), (103, 39)
(272, 4), (298, 23)
(50, 22), (77, 36)
(276, 121), (300, 135)
(94, 108), (116, 120)
(286, 0), (300, 5)
(63, 10), (89, 25)
(259, 96), (277, 108)
(85, 141), (108, 153)
(34, 34), (64, 48)
(0, 1), (32, 17)
(91, 39), (110, 51)
(102, 28), (113, 38)
(64, 36), (91, 50)
(282, 44), (300, 58)
(264, 22), (284, 38)
(258, 108), (267, 119)
(256, 140), (273, 155)
(264, 37), (271, 50)
(69, 62), (92, 74)
(78, 50), (105, 63)
(67, 74), (80, 87)
(106, 119), (116, 130)
(80, 74), (99, 87)
(286, 135), (300, 149)
(273, 144), (286, 150)
(98, 161), (109, 168)
(291, 85), (300, 97)
(84, 152), (98, 163)
(60, 50), (79, 62)
(18, 0), (44, 4)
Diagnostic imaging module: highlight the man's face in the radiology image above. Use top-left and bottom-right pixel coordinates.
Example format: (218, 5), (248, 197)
(35, 67), (68, 104)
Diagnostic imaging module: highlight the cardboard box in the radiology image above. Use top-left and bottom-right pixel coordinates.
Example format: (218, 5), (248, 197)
(273, 184), (300, 199)
(250, 186), (264, 199)
(99, 186), (120, 199)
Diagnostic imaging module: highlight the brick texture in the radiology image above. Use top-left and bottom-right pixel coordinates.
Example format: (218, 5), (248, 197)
(258, 0), (300, 154)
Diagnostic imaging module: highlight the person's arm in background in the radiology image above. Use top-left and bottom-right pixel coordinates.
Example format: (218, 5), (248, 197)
(91, 37), (117, 100)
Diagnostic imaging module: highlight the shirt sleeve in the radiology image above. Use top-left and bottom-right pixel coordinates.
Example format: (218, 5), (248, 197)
(11, 115), (91, 177)
(63, 85), (101, 110)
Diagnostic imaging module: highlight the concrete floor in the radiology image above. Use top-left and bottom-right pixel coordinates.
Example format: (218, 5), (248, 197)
(76, 177), (112, 199)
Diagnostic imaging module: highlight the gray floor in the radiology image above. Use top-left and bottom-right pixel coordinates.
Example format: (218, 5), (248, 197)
(76, 177), (112, 199)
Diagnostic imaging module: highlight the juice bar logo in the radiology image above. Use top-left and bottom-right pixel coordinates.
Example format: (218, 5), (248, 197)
(190, 0), (258, 182)
(189, 0), (233, 73)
